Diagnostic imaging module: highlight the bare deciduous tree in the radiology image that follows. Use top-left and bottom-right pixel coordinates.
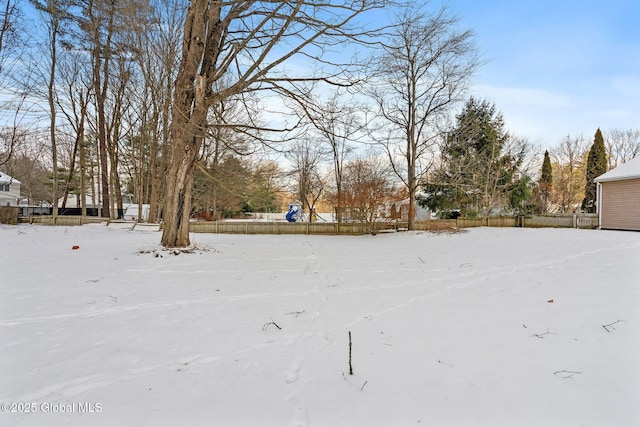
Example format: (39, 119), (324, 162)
(57, 48), (92, 215)
(123, 0), (184, 223)
(340, 156), (398, 228)
(80, 0), (124, 217)
(0, 93), (27, 169)
(287, 139), (328, 220)
(293, 92), (364, 223)
(0, 0), (22, 89)
(29, 0), (75, 217)
(161, 0), (389, 247)
(604, 128), (640, 169)
(551, 134), (587, 213)
(2, 129), (51, 205)
(368, 5), (480, 230)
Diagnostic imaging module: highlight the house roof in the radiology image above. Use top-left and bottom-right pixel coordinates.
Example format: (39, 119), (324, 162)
(0, 171), (21, 185)
(594, 156), (640, 183)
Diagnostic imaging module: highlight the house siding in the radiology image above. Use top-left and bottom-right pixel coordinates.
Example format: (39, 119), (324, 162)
(600, 178), (640, 231)
(0, 185), (20, 206)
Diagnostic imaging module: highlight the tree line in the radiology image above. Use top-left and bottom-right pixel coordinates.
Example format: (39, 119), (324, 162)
(0, 1), (638, 246)
(418, 101), (639, 219)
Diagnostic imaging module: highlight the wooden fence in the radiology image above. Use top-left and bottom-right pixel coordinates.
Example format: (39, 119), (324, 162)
(521, 214), (599, 229)
(16, 213), (599, 234)
(188, 220), (401, 235)
(18, 215), (108, 226)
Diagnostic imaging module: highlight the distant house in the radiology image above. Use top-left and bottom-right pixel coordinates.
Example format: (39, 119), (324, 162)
(397, 197), (434, 221)
(594, 156), (640, 231)
(57, 194), (100, 208)
(0, 172), (21, 206)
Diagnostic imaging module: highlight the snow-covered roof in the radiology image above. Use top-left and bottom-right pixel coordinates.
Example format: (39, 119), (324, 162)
(0, 171), (21, 185)
(594, 156), (640, 183)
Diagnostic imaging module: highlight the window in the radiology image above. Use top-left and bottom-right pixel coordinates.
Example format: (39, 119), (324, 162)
(0, 184), (9, 192)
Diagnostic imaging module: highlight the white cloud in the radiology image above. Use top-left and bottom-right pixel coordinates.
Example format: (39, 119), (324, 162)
(473, 84), (572, 109)
(468, 80), (640, 148)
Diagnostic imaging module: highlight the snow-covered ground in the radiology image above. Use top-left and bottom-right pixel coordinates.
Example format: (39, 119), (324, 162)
(1, 224), (639, 427)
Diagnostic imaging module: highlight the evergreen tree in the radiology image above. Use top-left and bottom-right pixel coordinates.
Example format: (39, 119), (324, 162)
(538, 150), (552, 212)
(540, 150), (553, 186)
(582, 129), (607, 212)
(509, 175), (535, 215)
(420, 98), (522, 218)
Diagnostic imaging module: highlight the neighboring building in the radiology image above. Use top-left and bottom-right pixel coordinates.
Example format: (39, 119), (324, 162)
(397, 198), (434, 221)
(123, 204), (150, 222)
(0, 172), (21, 206)
(57, 194), (100, 208)
(594, 156), (640, 231)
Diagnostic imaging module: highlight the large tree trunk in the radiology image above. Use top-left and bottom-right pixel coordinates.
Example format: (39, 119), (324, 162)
(407, 135), (417, 231)
(160, 2), (215, 247)
(160, 81), (208, 246)
(160, 127), (202, 247)
(407, 187), (416, 230)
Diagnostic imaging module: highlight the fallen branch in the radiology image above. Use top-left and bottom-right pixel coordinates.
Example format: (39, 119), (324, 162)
(554, 370), (582, 379)
(262, 318), (282, 331)
(602, 320), (625, 333)
(284, 310), (305, 318)
(531, 328), (557, 339)
(360, 380), (368, 391)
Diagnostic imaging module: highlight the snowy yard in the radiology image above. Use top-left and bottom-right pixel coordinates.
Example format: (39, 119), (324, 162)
(1, 224), (639, 427)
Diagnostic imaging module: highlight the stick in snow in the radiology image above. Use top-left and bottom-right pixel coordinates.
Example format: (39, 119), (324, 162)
(348, 331), (353, 375)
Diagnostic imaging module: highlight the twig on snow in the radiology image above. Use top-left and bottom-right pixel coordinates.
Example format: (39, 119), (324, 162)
(554, 370), (582, 379)
(284, 310), (305, 318)
(531, 328), (557, 339)
(602, 320), (625, 333)
(262, 318), (281, 331)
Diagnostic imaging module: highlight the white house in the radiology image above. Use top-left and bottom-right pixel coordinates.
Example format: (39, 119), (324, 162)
(594, 156), (640, 231)
(0, 172), (21, 207)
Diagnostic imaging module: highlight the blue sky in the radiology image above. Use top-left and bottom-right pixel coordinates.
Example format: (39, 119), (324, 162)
(12, 1), (638, 153)
(450, 0), (640, 148)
